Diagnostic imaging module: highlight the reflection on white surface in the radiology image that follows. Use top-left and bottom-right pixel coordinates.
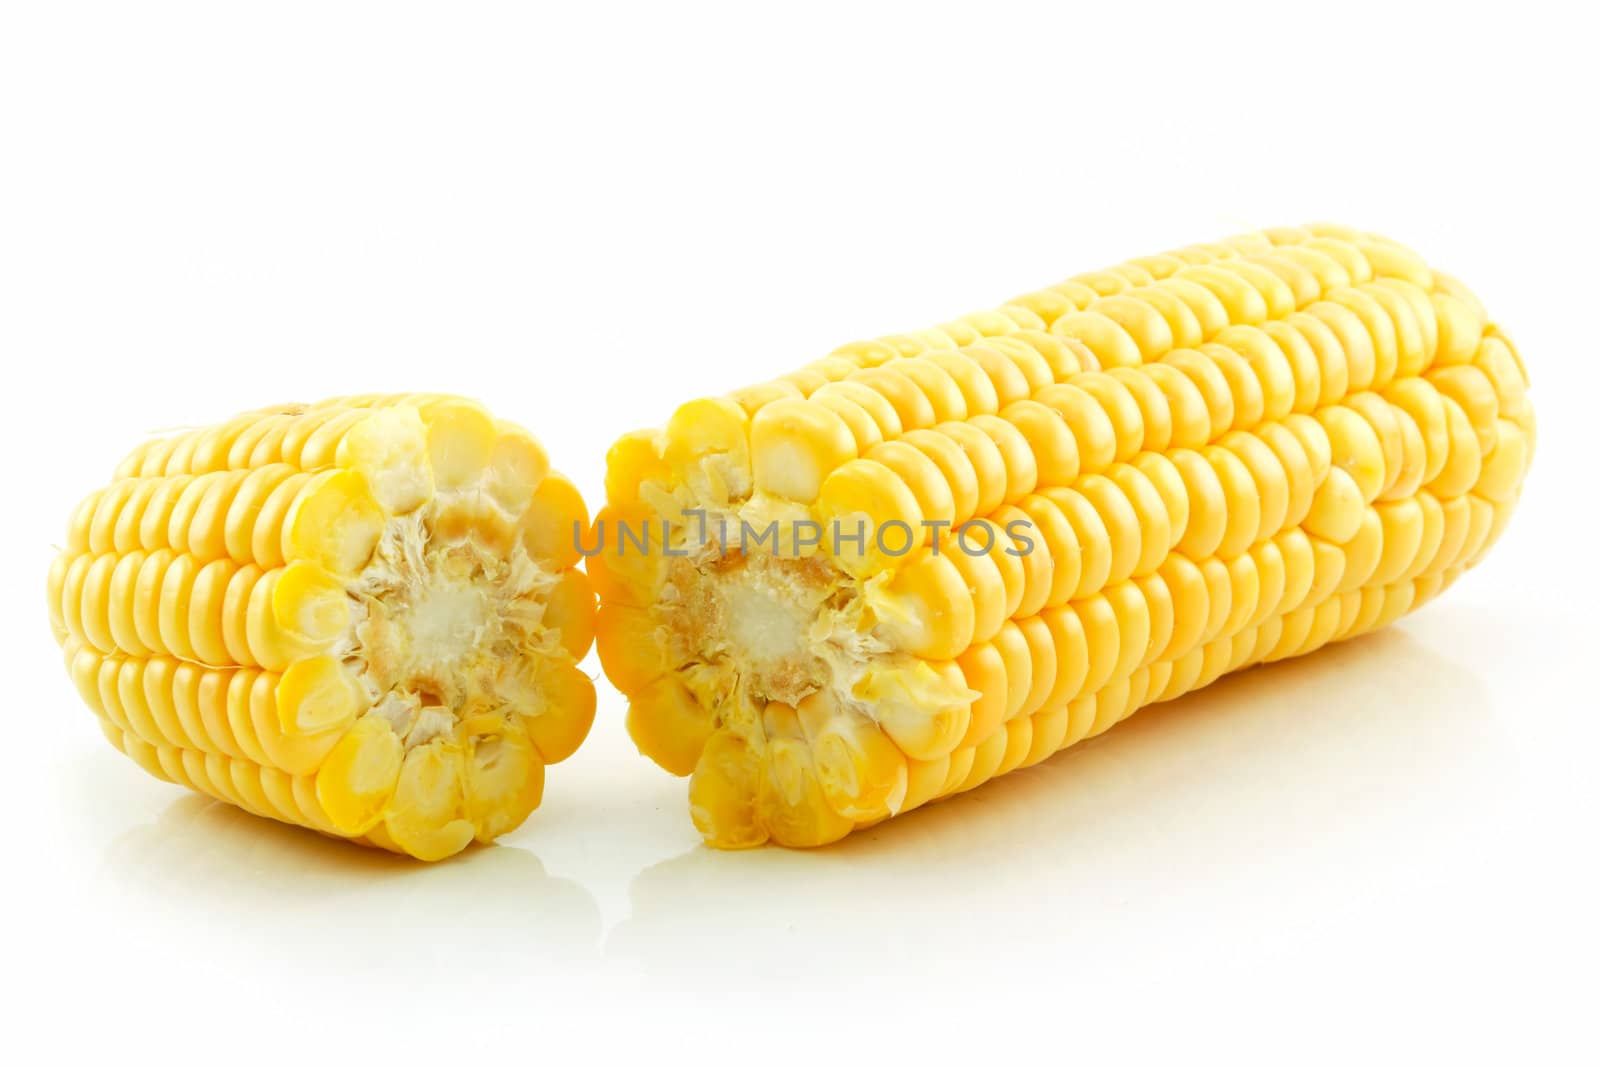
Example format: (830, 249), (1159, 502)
(100, 795), (603, 969)
(92, 623), (1504, 988)
(608, 627), (1504, 986)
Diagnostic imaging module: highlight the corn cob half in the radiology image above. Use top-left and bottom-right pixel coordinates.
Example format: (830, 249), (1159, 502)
(48, 394), (596, 860)
(596, 223), (1535, 848)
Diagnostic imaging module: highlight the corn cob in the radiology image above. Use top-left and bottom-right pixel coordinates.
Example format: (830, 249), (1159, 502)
(48, 394), (596, 860)
(596, 223), (1535, 848)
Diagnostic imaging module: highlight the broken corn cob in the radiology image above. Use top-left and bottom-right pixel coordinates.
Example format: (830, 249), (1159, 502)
(597, 223), (1535, 848)
(49, 394), (597, 860)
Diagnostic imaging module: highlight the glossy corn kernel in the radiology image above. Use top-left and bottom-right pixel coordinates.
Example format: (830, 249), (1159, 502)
(49, 394), (596, 860)
(598, 224), (1535, 849)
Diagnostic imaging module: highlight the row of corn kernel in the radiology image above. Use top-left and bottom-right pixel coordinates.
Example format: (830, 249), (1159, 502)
(896, 418), (1521, 779)
(62, 638), (350, 775)
(818, 309), (1517, 652)
(63, 466), (320, 562)
(949, 527), (1318, 739)
(921, 445), (1526, 812)
(49, 551), (349, 671)
(109, 392), (440, 480)
(713, 226), (1438, 420)
(909, 563), (1474, 815)
(844, 235), (1484, 449)
(728, 291), (1471, 530)
(791, 363), (1494, 586)
(91, 680), (489, 856)
(83, 640), (577, 858)
(836, 377), (1491, 672)
(890, 329), (1528, 809)
(98, 715), (348, 837)
(751, 285), (1498, 519)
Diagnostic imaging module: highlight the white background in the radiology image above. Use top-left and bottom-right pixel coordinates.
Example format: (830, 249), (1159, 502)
(2, 2), (1595, 1061)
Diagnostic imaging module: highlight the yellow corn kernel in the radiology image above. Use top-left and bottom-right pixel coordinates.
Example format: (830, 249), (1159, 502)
(627, 674), (715, 778)
(316, 714), (404, 835)
(336, 406), (433, 514)
(750, 399), (857, 503)
(518, 473), (590, 570)
(1051, 311), (1144, 369)
(282, 469), (386, 576)
(797, 692), (909, 820)
(461, 714), (545, 844)
(869, 552), (977, 661)
(1318, 404), (1388, 503)
(519, 661), (598, 765)
(815, 458), (926, 575)
(604, 430), (669, 509)
(857, 661), (972, 763)
(689, 728), (768, 848)
(596, 604), (672, 692)
(382, 741), (477, 862)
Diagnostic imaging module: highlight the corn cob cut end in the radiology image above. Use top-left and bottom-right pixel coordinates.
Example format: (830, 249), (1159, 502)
(599, 417), (974, 849)
(51, 395), (597, 861)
